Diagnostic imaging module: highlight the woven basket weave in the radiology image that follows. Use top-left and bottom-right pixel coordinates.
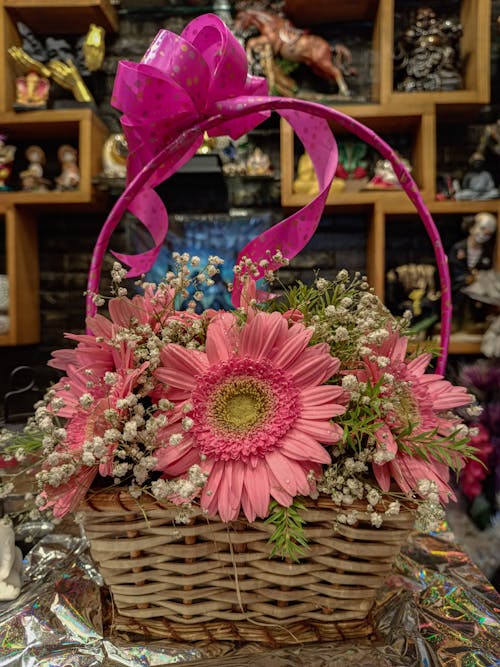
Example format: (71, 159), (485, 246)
(80, 490), (414, 644)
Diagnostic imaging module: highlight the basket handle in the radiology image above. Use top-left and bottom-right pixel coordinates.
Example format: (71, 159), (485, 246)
(87, 16), (451, 372)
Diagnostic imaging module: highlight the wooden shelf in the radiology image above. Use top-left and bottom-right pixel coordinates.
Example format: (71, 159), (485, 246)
(3, 0), (119, 33)
(447, 334), (484, 355)
(284, 0), (379, 25)
(0, 108), (108, 206)
(280, 0), (490, 107)
(388, 0), (491, 105)
(0, 205), (39, 346)
(280, 106), (436, 206)
(0, 3), (114, 346)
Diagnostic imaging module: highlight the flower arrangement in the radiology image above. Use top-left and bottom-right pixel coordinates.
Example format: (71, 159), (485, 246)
(1, 253), (478, 560)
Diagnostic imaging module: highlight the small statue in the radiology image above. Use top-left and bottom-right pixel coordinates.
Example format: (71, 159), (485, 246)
(0, 136), (17, 191)
(455, 152), (499, 201)
(81, 24), (106, 72)
(448, 212), (497, 331)
(293, 152), (345, 196)
(365, 155), (412, 190)
(477, 119), (500, 157)
(336, 142), (368, 180)
(219, 137), (247, 176)
(20, 145), (51, 192)
(102, 133), (127, 179)
(197, 132), (217, 155)
(234, 9), (355, 97)
(386, 263), (440, 335)
(394, 7), (463, 92)
(9, 44), (95, 106)
(246, 147), (273, 176)
(14, 70), (50, 110)
(55, 145), (80, 191)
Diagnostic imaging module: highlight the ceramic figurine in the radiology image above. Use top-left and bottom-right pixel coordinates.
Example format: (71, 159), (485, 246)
(365, 155), (412, 190)
(55, 144), (80, 191)
(102, 133), (127, 179)
(0, 136), (16, 191)
(455, 152), (499, 201)
(81, 23), (106, 72)
(336, 142), (368, 180)
(246, 146), (273, 176)
(234, 9), (355, 97)
(9, 43), (94, 106)
(219, 137), (247, 176)
(293, 152), (345, 196)
(20, 145), (51, 192)
(14, 70), (49, 110)
(448, 212), (497, 331)
(477, 119), (500, 157)
(394, 7), (463, 92)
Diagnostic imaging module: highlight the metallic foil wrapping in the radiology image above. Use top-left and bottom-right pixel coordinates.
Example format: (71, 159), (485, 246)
(1, 526), (499, 666)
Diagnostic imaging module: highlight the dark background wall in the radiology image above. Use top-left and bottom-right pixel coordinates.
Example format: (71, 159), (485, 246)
(1, 0), (500, 414)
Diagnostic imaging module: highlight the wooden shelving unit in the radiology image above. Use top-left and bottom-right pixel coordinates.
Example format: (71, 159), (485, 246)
(3, 0), (118, 34)
(0, 0), (117, 346)
(280, 0), (494, 355)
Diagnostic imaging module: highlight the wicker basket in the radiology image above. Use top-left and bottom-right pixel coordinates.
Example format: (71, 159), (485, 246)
(80, 490), (415, 644)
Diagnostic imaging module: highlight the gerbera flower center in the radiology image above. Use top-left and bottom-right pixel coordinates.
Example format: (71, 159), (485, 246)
(190, 357), (300, 462)
(212, 378), (272, 431)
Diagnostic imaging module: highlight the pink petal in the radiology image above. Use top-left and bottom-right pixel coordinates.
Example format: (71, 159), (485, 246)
(86, 313), (112, 338)
(424, 379), (472, 409)
(205, 312), (238, 365)
(280, 430), (331, 464)
(300, 385), (346, 405)
(243, 461), (270, 519)
(266, 450), (299, 496)
(155, 438), (197, 476)
(42, 467), (97, 518)
(300, 403), (346, 419)
(372, 463), (391, 492)
(216, 462), (238, 521)
(381, 332), (408, 361)
(272, 326), (311, 369)
(280, 455), (311, 495)
(108, 297), (138, 327)
(294, 418), (343, 443)
(407, 353), (432, 376)
(200, 460), (225, 512)
(240, 486), (256, 522)
(48, 349), (77, 371)
(287, 346), (339, 388)
(267, 468), (293, 507)
(230, 460), (245, 514)
(239, 312), (288, 360)
(155, 344), (208, 390)
(374, 424), (398, 456)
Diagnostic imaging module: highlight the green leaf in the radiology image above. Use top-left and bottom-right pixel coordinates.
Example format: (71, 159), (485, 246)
(265, 499), (309, 563)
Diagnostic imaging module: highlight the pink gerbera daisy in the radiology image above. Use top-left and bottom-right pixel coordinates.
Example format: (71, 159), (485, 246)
(154, 311), (347, 522)
(353, 330), (472, 502)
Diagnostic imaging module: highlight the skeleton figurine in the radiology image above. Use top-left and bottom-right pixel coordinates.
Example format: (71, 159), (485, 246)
(448, 212), (497, 331)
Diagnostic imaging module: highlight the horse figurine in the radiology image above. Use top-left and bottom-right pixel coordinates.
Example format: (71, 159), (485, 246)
(234, 9), (355, 97)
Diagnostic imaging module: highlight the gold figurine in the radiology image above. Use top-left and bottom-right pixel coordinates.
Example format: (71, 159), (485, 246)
(82, 24), (106, 72)
(8, 45), (95, 105)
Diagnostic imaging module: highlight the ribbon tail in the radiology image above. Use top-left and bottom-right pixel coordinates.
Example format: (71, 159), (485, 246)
(231, 109), (338, 306)
(112, 189), (167, 278)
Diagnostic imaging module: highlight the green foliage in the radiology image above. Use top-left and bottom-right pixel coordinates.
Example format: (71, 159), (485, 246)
(397, 424), (481, 471)
(265, 499), (309, 562)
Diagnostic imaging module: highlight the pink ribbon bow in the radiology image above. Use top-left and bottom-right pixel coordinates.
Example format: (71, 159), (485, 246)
(87, 14), (452, 372)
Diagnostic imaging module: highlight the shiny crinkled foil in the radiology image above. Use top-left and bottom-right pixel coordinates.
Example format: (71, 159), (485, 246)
(0, 525), (499, 666)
